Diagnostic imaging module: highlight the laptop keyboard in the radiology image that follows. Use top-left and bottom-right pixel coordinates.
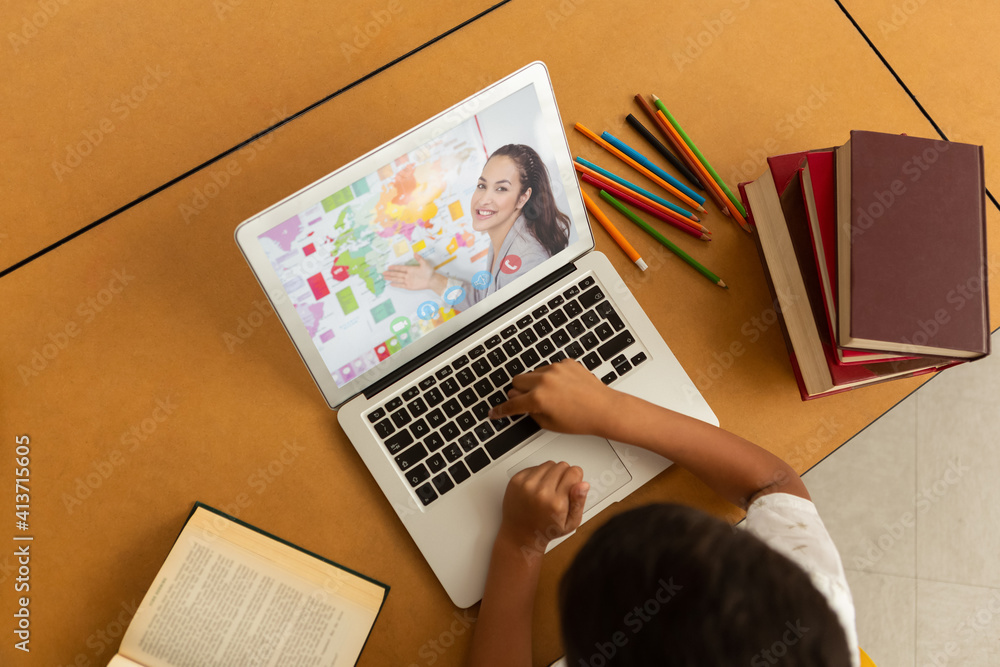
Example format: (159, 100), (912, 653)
(365, 274), (648, 507)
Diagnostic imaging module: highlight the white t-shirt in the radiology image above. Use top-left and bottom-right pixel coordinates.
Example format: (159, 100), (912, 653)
(743, 492), (860, 667)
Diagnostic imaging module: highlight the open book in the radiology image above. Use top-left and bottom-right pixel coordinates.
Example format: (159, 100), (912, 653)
(108, 503), (388, 667)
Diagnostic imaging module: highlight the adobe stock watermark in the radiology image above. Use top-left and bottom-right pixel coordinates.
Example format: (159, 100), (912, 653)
(877, 0), (931, 36)
(7, 0), (72, 54)
(51, 65), (171, 181)
(545, 0), (586, 30)
(56, 598), (140, 667)
(852, 457), (968, 570)
(340, 0), (404, 63)
(406, 609), (478, 667)
(751, 619), (810, 666)
(921, 590), (1000, 667)
(673, 0), (755, 72)
(178, 107), (290, 223)
(17, 268), (135, 386)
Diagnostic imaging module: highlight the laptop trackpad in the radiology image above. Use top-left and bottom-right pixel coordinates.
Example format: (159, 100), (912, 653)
(506, 434), (632, 514)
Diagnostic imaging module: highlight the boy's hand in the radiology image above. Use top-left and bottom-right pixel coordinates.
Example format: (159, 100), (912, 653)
(488, 360), (620, 437)
(498, 461), (589, 555)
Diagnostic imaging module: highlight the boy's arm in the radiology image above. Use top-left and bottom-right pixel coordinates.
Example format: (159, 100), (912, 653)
(489, 360), (808, 508)
(466, 462), (589, 667)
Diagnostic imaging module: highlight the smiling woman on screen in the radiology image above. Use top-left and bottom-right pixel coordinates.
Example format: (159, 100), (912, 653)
(382, 144), (571, 311)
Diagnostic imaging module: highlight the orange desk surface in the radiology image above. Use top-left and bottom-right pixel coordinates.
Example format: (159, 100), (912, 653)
(1, 1), (997, 666)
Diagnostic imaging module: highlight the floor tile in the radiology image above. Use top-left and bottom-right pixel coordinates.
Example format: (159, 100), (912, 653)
(845, 569), (916, 667)
(915, 580), (1000, 667)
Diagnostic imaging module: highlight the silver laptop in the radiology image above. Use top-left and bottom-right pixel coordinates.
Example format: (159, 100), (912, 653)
(235, 62), (718, 607)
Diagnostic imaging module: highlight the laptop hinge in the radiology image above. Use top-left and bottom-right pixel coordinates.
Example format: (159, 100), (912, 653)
(364, 262), (578, 399)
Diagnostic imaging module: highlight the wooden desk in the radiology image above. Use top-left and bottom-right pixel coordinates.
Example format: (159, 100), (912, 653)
(1, 1), (996, 665)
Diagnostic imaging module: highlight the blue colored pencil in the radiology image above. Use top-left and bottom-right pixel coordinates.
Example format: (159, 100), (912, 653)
(601, 131), (707, 206)
(574, 157), (697, 220)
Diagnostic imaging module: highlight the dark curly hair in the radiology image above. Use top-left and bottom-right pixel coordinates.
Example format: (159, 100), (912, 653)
(559, 503), (853, 666)
(489, 144), (571, 257)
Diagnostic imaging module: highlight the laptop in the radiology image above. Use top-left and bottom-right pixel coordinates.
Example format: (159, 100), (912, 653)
(235, 62), (718, 607)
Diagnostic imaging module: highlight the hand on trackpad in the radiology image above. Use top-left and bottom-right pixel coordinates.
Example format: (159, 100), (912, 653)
(507, 434), (632, 514)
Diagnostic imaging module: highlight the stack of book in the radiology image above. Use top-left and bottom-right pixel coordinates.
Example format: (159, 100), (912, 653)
(740, 130), (989, 399)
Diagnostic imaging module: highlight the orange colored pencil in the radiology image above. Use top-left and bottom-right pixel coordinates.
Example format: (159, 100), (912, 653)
(656, 109), (750, 232)
(580, 191), (648, 270)
(574, 123), (708, 214)
(580, 175), (711, 241)
(573, 162), (707, 231)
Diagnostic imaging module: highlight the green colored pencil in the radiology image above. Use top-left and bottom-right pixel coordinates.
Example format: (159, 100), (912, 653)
(599, 190), (727, 289)
(652, 94), (748, 218)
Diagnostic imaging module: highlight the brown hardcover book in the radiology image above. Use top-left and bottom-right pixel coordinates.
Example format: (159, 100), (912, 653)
(836, 130), (990, 359)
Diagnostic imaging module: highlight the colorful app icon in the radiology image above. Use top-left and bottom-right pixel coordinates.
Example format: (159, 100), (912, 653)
(472, 270), (492, 290)
(444, 286), (465, 306)
(417, 300), (438, 320)
(390, 316), (411, 335)
(500, 254), (522, 274)
(331, 265), (349, 281)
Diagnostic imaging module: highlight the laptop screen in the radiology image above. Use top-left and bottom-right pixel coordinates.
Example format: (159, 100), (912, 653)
(237, 64), (592, 407)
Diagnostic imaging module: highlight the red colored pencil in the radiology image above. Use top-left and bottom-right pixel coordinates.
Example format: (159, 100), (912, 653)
(579, 173), (711, 241)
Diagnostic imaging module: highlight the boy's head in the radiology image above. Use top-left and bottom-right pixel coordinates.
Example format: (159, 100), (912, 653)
(559, 503), (851, 666)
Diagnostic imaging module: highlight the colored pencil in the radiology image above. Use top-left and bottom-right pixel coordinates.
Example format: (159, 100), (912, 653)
(581, 191), (647, 271)
(632, 93), (721, 213)
(600, 190), (727, 289)
(652, 94), (748, 219)
(579, 173), (711, 241)
(624, 113), (703, 190)
(601, 130), (706, 206)
(433, 256), (457, 270)
(573, 158), (702, 225)
(656, 109), (750, 232)
(573, 122), (708, 213)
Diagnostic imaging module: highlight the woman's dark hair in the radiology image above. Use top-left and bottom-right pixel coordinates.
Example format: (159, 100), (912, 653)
(489, 144), (571, 257)
(559, 503), (852, 666)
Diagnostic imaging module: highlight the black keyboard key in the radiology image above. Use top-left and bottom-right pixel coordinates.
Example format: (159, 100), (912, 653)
(606, 310), (626, 332)
(469, 344), (486, 359)
(579, 276), (595, 289)
(440, 377), (460, 397)
(456, 411), (476, 431)
(522, 348), (541, 368)
(390, 407), (412, 428)
(453, 354), (469, 369)
(449, 460), (471, 484)
(551, 328), (570, 347)
(456, 368), (476, 387)
(487, 348), (507, 366)
(611, 354), (627, 366)
(384, 430), (414, 454)
(419, 376), (437, 390)
(406, 464), (430, 487)
(532, 305), (549, 319)
(549, 309), (568, 328)
(373, 418), (394, 439)
(458, 388), (478, 407)
(491, 416), (511, 430)
(402, 386), (420, 401)
(631, 351), (648, 366)
(474, 379), (493, 399)
(598, 330), (636, 361)
(410, 418), (430, 439)
(466, 448), (490, 472)
(502, 339), (523, 356)
(533, 319), (553, 337)
(386, 396), (403, 412)
(582, 310), (601, 328)
(395, 443), (428, 470)
(441, 422), (460, 442)
(427, 453), (446, 473)
(426, 408), (445, 428)
(443, 443), (463, 463)
(517, 329), (538, 346)
(596, 301), (614, 317)
(582, 352), (601, 371)
(435, 367), (453, 380)
(458, 433), (478, 452)
(416, 482), (437, 506)
(485, 416), (541, 460)
(548, 295), (565, 309)
(433, 471), (456, 495)
(601, 371), (617, 385)
(564, 300), (582, 318)
(485, 334), (502, 348)
(472, 358), (491, 377)
(565, 342), (584, 359)
(516, 315), (533, 329)
(425, 432), (445, 451)
(563, 285), (580, 299)
(501, 324), (517, 339)
(424, 387), (444, 407)
(566, 320), (585, 337)
(487, 391), (507, 407)
(473, 401), (491, 420)
(595, 322), (614, 341)
(407, 397), (428, 417)
(581, 332), (599, 350)
(505, 358), (525, 376)
(367, 407), (385, 423)
(536, 338), (555, 358)
(489, 368), (509, 388)
(614, 360), (633, 376)
(549, 351), (567, 363)
(579, 286), (605, 310)
(474, 422), (495, 442)
(442, 398), (462, 418)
